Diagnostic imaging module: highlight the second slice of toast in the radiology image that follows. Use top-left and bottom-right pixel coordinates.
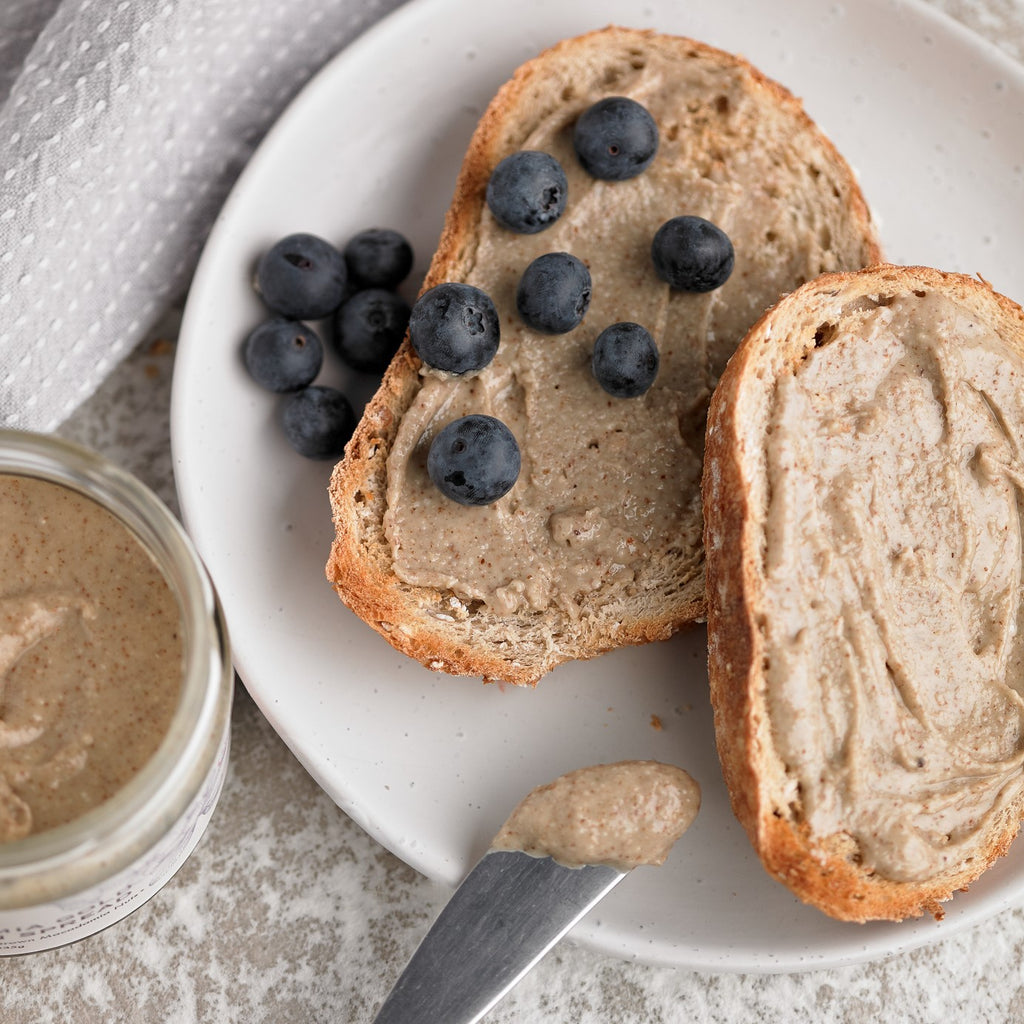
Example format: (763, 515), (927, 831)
(704, 264), (1024, 920)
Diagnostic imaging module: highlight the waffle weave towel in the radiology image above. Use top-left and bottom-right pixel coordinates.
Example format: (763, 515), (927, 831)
(0, 0), (407, 431)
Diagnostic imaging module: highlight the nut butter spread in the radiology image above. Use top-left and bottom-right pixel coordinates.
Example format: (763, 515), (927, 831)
(384, 50), (862, 615)
(490, 760), (700, 871)
(761, 290), (1024, 883)
(0, 475), (182, 842)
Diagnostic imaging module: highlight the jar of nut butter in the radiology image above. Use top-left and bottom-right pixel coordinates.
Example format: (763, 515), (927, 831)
(0, 429), (232, 954)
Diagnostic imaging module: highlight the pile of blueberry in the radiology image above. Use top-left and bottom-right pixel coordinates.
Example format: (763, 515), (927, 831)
(415, 94), (735, 506)
(244, 227), (414, 458)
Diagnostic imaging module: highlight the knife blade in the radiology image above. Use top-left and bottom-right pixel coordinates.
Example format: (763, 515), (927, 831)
(371, 849), (625, 1024)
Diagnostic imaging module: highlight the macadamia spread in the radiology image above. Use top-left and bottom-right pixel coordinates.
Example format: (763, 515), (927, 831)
(384, 48), (871, 616)
(0, 474), (182, 842)
(761, 289), (1024, 883)
(490, 761), (700, 870)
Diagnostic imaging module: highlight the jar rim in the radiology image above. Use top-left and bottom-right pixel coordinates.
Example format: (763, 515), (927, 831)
(0, 429), (231, 901)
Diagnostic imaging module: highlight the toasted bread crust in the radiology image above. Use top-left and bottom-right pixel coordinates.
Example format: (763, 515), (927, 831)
(327, 26), (880, 686)
(704, 264), (1024, 921)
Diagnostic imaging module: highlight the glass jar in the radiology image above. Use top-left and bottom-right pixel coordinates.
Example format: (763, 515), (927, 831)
(0, 429), (233, 954)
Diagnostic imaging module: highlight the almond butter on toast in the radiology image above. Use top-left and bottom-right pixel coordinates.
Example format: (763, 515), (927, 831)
(326, 26), (880, 686)
(703, 264), (1024, 921)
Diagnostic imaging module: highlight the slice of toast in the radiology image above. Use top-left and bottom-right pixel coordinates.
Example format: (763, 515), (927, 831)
(703, 264), (1024, 921)
(326, 26), (880, 686)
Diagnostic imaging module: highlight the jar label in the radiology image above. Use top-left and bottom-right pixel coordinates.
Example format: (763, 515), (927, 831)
(0, 722), (231, 956)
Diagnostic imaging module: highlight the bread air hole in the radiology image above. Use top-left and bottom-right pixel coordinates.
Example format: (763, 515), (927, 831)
(813, 321), (837, 348)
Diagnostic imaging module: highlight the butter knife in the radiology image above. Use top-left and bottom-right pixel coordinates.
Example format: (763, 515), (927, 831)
(371, 848), (624, 1024)
(371, 760), (700, 1024)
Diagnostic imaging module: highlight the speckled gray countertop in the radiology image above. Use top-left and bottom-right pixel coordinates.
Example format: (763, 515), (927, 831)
(6, 2), (1024, 1021)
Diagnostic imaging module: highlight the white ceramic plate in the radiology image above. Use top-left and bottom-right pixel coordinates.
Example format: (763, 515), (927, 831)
(172, 0), (1024, 972)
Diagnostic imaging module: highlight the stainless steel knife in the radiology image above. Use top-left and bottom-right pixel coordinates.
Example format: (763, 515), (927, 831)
(370, 849), (625, 1024)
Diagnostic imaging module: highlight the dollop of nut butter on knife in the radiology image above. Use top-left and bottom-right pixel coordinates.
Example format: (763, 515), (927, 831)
(371, 760), (700, 1024)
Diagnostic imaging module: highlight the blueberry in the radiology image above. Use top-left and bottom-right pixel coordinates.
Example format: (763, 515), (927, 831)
(651, 216), (735, 292)
(242, 317), (324, 392)
(332, 288), (411, 373)
(572, 96), (658, 181)
(592, 322), (659, 398)
(515, 252), (591, 334)
(256, 233), (348, 319)
(343, 228), (414, 289)
(281, 386), (355, 459)
(486, 151), (568, 234)
(409, 282), (500, 374)
(427, 414), (521, 506)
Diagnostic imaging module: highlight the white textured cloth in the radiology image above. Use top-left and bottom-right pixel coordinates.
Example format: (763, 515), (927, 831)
(0, 0), (408, 432)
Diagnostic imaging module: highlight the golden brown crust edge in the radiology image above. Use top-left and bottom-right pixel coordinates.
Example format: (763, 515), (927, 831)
(326, 26), (881, 686)
(703, 263), (1024, 921)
